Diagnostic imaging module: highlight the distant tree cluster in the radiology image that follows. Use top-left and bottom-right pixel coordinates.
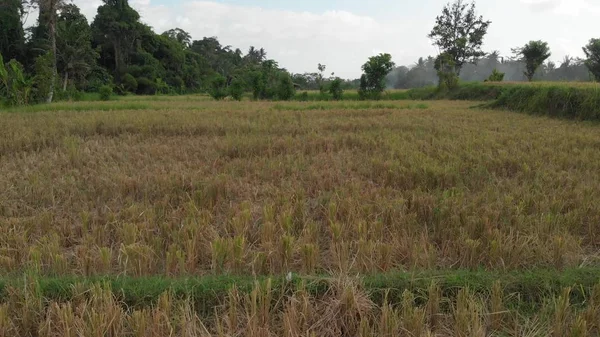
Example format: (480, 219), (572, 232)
(3, 0), (600, 106)
(386, 0), (600, 89)
(0, 0), (298, 105)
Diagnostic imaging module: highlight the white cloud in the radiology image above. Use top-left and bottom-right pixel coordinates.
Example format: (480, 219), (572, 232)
(28, 0), (596, 78)
(520, 0), (600, 15)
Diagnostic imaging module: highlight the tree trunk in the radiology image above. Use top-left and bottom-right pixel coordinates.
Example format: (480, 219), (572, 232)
(62, 71), (68, 91)
(45, 0), (58, 103)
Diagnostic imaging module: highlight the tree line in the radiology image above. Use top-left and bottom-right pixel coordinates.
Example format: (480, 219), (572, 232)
(389, 0), (600, 90)
(0, 0), (312, 104)
(2, 0), (600, 105)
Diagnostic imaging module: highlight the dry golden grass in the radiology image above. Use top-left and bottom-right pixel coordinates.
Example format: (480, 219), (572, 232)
(1, 98), (600, 277)
(0, 276), (598, 337)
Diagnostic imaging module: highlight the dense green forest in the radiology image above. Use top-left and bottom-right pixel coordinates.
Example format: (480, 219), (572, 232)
(2, 0), (600, 106)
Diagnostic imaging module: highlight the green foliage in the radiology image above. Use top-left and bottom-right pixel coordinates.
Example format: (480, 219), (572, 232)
(121, 73), (138, 93)
(87, 66), (113, 92)
(276, 72), (295, 100)
(0, 54), (32, 106)
(406, 81), (600, 122)
(54, 86), (84, 102)
(209, 74), (228, 100)
(317, 63), (327, 94)
(162, 28), (192, 48)
(329, 77), (344, 100)
(358, 53), (395, 100)
(229, 77), (245, 101)
(297, 92), (309, 101)
(99, 84), (113, 101)
(247, 60), (294, 100)
(582, 38), (600, 81)
(435, 52), (459, 90)
(136, 77), (157, 95)
(155, 78), (170, 95)
(0, 0), (25, 62)
(428, 0), (491, 74)
(92, 0), (142, 74)
(485, 68), (505, 82)
(514, 41), (551, 81)
(0, 268), (598, 317)
(32, 52), (54, 104)
(490, 84), (600, 121)
(56, 4), (99, 91)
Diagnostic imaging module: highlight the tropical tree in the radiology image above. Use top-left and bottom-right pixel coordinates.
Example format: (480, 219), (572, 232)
(428, 0), (491, 75)
(513, 40), (551, 81)
(583, 38), (600, 81)
(358, 53), (395, 100)
(316, 63), (327, 94)
(0, 0), (25, 62)
(92, 0), (142, 77)
(162, 28), (192, 48)
(56, 3), (98, 91)
(30, 0), (63, 102)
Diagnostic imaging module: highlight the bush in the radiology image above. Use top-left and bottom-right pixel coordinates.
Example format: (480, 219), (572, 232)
(276, 73), (295, 101)
(121, 73), (138, 93)
(136, 77), (157, 95)
(86, 66), (113, 93)
(55, 87), (84, 102)
(329, 78), (344, 100)
(99, 85), (113, 101)
(485, 69), (505, 82)
(209, 75), (228, 100)
(0, 55), (32, 106)
(229, 77), (245, 101)
(299, 92), (309, 101)
(32, 52), (54, 103)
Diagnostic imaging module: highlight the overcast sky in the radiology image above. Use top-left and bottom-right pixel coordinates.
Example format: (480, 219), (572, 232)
(28, 0), (600, 78)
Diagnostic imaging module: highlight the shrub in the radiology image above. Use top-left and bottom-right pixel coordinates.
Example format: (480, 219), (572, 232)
(136, 77), (157, 95)
(229, 77), (245, 101)
(55, 87), (84, 102)
(299, 91), (309, 101)
(86, 66), (113, 93)
(329, 78), (344, 100)
(209, 75), (228, 100)
(485, 69), (505, 82)
(32, 52), (54, 103)
(121, 73), (138, 93)
(276, 73), (295, 101)
(0, 55), (32, 106)
(99, 85), (113, 101)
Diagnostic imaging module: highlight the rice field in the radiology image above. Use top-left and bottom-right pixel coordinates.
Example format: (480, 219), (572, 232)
(1, 96), (600, 336)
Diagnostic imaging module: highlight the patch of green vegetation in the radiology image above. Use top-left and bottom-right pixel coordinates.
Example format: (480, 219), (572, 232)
(292, 90), (412, 101)
(2, 102), (151, 113)
(406, 82), (600, 121)
(272, 102), (428, 111)
(2, 268), (598, 316)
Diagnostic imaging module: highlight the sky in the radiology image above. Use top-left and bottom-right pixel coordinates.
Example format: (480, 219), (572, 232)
(26, 0), (600, 79)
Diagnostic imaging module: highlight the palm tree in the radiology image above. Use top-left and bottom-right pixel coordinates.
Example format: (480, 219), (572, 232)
(31, 0), (64, 102)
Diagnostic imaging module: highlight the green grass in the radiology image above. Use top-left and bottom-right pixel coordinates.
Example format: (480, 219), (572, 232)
(1, 101), (151, 113)
(272, 102), (429, 111)
(406, 82), (600, 121)
(2, 268), (599, 316)
(292, 90), (412, 101)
